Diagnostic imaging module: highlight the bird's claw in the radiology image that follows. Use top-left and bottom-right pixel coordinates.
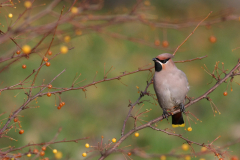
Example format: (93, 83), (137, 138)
(180, 103), (185, 113)
(162, 110), (171, 119)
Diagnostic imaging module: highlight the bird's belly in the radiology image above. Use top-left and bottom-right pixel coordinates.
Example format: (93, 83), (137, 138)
(156, 87), (176, 111)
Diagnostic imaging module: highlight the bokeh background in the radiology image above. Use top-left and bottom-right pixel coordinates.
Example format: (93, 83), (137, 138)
(0, 0), (240, 159)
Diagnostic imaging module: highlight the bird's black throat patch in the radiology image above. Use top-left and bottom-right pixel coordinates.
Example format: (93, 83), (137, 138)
(154, 61), (162, 72)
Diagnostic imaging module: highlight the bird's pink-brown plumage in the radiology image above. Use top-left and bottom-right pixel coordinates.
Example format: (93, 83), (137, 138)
(153, 53), (189, 127)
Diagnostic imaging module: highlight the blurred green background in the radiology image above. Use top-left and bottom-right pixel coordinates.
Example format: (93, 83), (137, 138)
(0, 0), (240, 159)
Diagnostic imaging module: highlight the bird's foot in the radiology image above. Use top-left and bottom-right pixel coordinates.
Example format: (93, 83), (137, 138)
(162, 110), (171, 119)
(180, 103), (185, 113)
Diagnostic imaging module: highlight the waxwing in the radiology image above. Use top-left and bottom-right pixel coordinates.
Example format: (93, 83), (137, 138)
(152, 53), (189, 127)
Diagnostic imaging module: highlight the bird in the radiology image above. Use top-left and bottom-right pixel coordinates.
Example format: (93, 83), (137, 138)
(152, 53), (189, 128)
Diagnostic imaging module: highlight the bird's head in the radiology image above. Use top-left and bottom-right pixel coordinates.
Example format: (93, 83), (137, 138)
(152, 53), (174, 72)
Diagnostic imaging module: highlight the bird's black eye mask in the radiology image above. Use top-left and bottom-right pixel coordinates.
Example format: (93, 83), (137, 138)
(153, 58), (171, 72)
(156, 58), (170, 64)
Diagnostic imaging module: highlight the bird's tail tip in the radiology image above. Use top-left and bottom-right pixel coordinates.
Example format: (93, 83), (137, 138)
(172, 123), (185, 128)
(172, 112), (185, 128)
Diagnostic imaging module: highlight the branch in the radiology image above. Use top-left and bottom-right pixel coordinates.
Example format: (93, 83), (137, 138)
(98, 59), (240, 160)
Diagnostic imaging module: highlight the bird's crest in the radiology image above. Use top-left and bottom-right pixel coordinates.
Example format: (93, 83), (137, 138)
(156, 53), (174, 60)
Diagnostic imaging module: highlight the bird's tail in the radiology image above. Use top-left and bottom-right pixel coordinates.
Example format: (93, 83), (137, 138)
(172, 112), (185, 128)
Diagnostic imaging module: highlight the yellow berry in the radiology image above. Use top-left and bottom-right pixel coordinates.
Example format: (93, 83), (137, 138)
(64, 36), (71, 43)
(22, 45), (31, 54)
(60, 46), (68, 54)
(8, 13), (13, 18)
(201, 147), (207, 152)
(187, 127), (192, 132)
(112, 138), (116, 143)
(85, 143), (90, 148)
(134, 132), (139, 137)
(144, 0), (151, 6)
(185, 155), (191, 160)
(71, 7), (79, 14)
(75, 29), (82, 35)
(53, 149), (57, 154)
(54, 151), (62, 159)
(160, 155), (166, 160)
(199, 158), (206, 160)
(24, 1), (32, 8)
(182, 144), (189, 151)
(82, 152), (87, 157)
(27, 153), (31, 157)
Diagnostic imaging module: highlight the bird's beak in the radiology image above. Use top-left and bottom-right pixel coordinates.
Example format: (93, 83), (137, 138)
(152, 58), (156, 61)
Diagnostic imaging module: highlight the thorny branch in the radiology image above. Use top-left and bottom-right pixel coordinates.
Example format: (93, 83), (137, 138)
(98, 59), (240, 160)
(0, 127), (89, 159)
(0, 55), (207, 93)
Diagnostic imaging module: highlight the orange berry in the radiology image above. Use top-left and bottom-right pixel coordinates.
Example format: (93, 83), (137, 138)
(15, 153), (22, 158)
(46, 62), (50, 66)
(231, 156), (239, 160)
(47, 92), (51, 97)
(48, 84), (52, 89)
(223, 91), (227, 96)
(209, 36), (217, 43)
(127, 152), (132, 156)
(41, 146), (46, 151)
(61, 102), (65, 106)
(19, 130), (24, 134)
(154, 39), (160, 46)
(14, 117), (18, 122)
(40, 151), (45, 156)
(57, 106), (61, 110)
(43, 57), (48, 62)
(16, 50), (21, 54)
(33, 148), (39, 154)
(219, 158), (224, 160)
(59, 103), (63, 107)
(162, 40), (169, 48)
(44, 158), (49, 160)
(22, 64), (26, 69)
(48, 51), (52, 56)
(75, 29), (82, 35)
